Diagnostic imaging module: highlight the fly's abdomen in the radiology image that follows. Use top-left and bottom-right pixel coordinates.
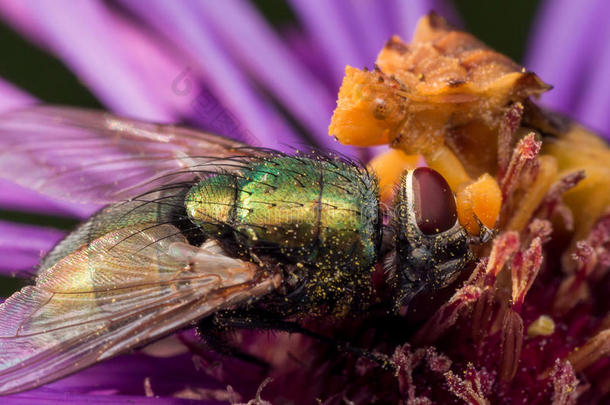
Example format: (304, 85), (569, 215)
(185, 155), (380, 273)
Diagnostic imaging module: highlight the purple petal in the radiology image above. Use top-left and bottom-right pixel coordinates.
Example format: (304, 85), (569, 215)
(288, 0), (369, 84)
(0, 79), (34, 113)
(3, 337), (260, 403)
(5, 390), (214, 405)
(525, 0), (609, 115)
(0, 221), (64, 276)
(282, 27), (337, 91)
(0, 1), (210, 125)
(575, 21), (610, 138)
(190, 0), (352, 152)
(43, 353), (225, 397)
(99, 11), (201, 121)
(0, 0), (174, 122)
(348, 0), (397, 61)
(120, 0), (302, 151)
(40, 330), (269, 400)
(170, 75), (268, 146)
(0, 0), (49, 47)
(0, 1), (48, 50)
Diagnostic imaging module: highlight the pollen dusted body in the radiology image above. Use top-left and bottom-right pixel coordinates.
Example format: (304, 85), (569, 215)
(185, 155), (381, 316)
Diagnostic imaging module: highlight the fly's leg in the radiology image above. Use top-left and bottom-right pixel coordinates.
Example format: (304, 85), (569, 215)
(196, 315), (270, 369)
(199, 309), (394, 371)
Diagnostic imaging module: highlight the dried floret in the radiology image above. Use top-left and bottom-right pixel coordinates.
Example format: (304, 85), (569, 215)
(330, 13), (549, 178)
(445, 363), (492, 405)
(550, 360), (580, 405)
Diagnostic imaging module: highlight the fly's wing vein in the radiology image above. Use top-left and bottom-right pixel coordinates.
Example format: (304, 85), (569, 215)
(0, 105), (261, 203)
(0, 223), (279, 395)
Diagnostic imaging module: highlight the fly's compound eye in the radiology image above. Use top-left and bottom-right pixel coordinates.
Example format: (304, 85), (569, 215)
(411, 167), (457, 235)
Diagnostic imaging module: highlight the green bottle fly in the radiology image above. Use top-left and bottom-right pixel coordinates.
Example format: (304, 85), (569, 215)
(0, 107), (486, 395)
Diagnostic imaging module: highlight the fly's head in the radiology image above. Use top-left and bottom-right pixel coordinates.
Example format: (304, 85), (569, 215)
(388, 167), (492, 313)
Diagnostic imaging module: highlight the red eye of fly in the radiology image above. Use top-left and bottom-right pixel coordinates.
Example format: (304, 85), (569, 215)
(411, 167), (457, 235)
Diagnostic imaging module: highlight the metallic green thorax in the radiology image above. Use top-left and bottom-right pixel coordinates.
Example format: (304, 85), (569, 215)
(185, 154), (380, 313)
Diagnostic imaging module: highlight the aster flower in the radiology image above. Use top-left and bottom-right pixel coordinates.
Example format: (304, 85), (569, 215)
(0, 1), (608, 404)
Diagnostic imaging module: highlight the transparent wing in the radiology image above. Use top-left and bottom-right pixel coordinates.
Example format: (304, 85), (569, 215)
(0, 223), (281, 395)
(0, 106), (255, 203)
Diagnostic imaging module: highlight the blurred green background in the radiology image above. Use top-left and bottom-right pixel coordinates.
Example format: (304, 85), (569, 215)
(0, 0), (541, 296)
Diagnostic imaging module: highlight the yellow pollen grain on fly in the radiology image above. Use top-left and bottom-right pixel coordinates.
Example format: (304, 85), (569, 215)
(527, 315), (556, 338)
